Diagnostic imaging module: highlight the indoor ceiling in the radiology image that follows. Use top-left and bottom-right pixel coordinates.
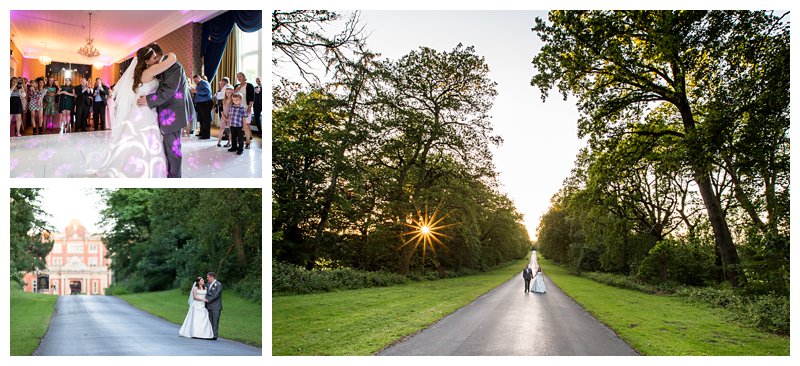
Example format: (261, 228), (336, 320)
(10, 10), (224, 65)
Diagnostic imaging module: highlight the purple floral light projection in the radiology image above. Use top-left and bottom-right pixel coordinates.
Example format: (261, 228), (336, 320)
(187, 154), (199, 168)
(10, 158), (20, 172)
(150, 94), (158, 102)
(159, 109), (176, 126)
(172, 138), (182, 157)
(25, 138), (42, 148)
(174, 90), (183, 99)
(123, 156), (146, 176)
(147, 131), (162, 151)
(17, 172), (35, 178)
(52, 163), (73, 177)
(38, 148), (56, 161)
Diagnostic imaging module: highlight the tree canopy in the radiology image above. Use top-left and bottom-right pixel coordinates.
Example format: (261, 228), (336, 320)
(273, 42), (531, 276)
(100, 189), (262, 301)
(10, 189), (53, 286)
(532, 11), (789, 293)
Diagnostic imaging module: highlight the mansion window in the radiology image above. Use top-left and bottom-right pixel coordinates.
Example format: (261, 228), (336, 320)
(92, 281), (98, 294)
(89, 257), (98, 267)
(89, 244), (98, 253)
(53, 257), (62, 266)
(67, 244), (83, 253)
(52, 243), (62, 253)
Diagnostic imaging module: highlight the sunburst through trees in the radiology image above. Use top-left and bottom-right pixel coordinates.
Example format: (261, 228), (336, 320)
(399, 204), (457, 259)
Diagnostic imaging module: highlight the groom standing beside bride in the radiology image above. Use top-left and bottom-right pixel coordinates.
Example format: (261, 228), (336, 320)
(179, 272), (223, 340)
(135, 43), (193, 178)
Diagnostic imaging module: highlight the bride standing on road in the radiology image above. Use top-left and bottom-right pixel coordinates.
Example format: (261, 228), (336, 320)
(179, 276), (214, 339)
(532, 267), (546, 293)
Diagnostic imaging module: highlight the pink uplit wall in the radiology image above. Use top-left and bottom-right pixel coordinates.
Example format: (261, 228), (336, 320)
(90, 66), (112, 86)
(11, 40), (23, 77)
(21, 58), (46, 80)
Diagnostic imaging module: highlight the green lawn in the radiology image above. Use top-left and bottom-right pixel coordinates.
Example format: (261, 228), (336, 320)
(10, 290), (58, 356)
(272, 256), (530, 355)
(537, 255), (789, 355)
(116, 289), (262, 347)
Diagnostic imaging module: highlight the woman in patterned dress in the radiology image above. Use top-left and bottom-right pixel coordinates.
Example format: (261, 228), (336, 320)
(58, 78), (76, 133)
(29, 77), (45, 135)
(43, 77), (60, 133)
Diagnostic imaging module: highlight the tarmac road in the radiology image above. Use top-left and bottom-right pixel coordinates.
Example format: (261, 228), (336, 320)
(379, 251), (638, 356)
(34, 295), (261, 356)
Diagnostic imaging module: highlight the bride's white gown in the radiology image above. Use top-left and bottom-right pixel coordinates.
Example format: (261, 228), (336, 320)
(179, 288), (214, 339)
(95, 79), (167, 178)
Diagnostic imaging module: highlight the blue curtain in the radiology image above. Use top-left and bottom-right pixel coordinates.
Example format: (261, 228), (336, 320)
(201, 10), (262, 80)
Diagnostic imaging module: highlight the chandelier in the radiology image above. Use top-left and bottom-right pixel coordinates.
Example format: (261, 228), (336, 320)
(39, 42), (51, 65)
(77, 12), (100, 59)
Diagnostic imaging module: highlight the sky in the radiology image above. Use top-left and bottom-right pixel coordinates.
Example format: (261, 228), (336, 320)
(276, 11), (584, 238)
(37, 188), (106, 233)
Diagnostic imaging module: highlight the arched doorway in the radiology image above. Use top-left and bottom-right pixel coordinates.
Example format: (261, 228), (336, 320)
(70, 280), (81, 295)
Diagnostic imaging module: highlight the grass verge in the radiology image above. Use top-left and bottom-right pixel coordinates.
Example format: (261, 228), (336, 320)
(537, 255), (789, 355)
(116, 288), (262, 347)
(10, 290), (58, 356)
(272, 256), (530, 355)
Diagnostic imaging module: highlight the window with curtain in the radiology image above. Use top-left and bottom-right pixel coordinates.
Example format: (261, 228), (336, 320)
(237, 27), (262, 81)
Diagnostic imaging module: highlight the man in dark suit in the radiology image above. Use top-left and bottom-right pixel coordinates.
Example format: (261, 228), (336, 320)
(75, 77), (93, 131)
(523, 264), (533, 293)
(92, 78), (109, 130)
(204, 272), (223, 340)
(136, 43), (194, 178)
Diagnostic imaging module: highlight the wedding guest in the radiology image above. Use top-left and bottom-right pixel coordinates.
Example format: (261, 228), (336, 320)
(58, 78), (76, 133)
(75, 77), (92, 131)
(215, 77), (230, 138)
(234, 72), (254, 149)
(253, 77), (262, 134)
(29, 77), (45, 135)
(43, 77), (60, 133)
(105, 83), (115, 130)
(216, 84), (234, 147)
(92, 78), (109, 131)
(22, 77), (31, 129)
(184, 76), (195, 137)
(192, 74), (213, 139)
(227, 92), (247, 155)
(11, 77), (25, 137)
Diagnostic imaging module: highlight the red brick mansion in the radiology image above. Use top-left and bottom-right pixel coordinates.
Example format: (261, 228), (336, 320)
(23, 219), (112, 296)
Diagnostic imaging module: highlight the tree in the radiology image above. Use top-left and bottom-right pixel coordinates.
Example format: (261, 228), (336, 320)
(10, 189), (53, 286)
(100, 189), (261, 299)
(272, 10), (365, 83)
(531, 11), (788, 287)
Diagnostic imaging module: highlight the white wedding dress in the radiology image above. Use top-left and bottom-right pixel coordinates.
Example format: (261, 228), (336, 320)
(94, 79), (168, 178)
(179, 288), (214, 339)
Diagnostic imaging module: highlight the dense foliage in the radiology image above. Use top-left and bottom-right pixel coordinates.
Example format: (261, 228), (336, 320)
(532, 10), (789, 295)
(272, 13), (531, 276)
(101, 189), (262, 302)
(10, 189), (53, 285)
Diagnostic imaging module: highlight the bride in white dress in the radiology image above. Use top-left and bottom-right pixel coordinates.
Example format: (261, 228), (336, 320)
(93, 47), (178, 178)
(179, 276), (214, 339)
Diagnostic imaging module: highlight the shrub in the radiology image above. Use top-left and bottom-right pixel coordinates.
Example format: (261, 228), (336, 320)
(637, 239), (715, 286)
(230, 275), (262, 304)
(104, 283), (131, 296)
(676, 286), (789, 335)
(272, 259), (408, 294)
(582, 271), (682, 294)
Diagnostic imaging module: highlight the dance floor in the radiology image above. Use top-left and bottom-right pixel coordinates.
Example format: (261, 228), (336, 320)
(10, 130), (262, 178)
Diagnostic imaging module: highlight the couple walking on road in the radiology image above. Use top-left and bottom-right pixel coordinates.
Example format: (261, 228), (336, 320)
(523, 260), (546, 294)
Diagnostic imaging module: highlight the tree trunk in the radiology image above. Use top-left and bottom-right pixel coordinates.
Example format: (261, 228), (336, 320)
(674, 88), (744, 287)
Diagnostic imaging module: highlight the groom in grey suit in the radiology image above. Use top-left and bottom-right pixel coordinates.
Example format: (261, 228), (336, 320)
(136, 43), (194, 178)
(205, 272), (223, 340)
